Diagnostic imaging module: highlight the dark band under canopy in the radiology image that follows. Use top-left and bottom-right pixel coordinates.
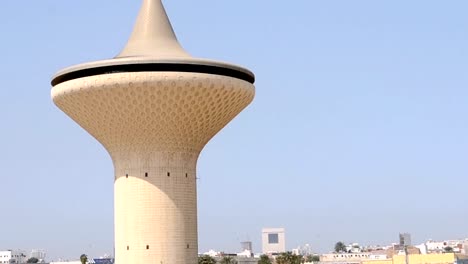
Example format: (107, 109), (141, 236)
(51, 63), (255, 86)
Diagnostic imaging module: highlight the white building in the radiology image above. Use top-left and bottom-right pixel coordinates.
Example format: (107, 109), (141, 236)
(0, 250), (27, 264)
(415, 243), (428, 254)
(0, 251), (12, 264)
(30, 250), (46, 262)
(321, 253), (388, 263)
(346, 243), (362, 253)
(262, 228), (286, 254)
(462, 241), (468, 255)
(237, 250), (253, 258)
(201, 250), (220, 258)
(292, 244), (313, 256)
(425, 239), (467, 253)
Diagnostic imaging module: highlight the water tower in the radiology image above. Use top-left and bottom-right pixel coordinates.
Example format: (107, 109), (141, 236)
(51, 1), (255, 263)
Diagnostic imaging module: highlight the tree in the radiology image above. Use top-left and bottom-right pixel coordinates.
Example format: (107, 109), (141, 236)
(27, 258), (39, 263)
(276, 252), (303, 264)
(258, 254), (272, 264)
(444, 246), (453, 253)
(305, 255), (320, 263)
(334, 242), (347, 253)
(220, 256), (237, 264)
(80, 254), (88, 264)
(198, 255), (216, 264)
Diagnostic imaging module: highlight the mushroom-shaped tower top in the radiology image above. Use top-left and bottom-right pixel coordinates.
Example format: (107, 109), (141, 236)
(117, 0), (190, 58)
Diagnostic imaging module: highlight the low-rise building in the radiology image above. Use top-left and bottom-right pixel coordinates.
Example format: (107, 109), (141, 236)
(30, 249), (46, 263)
(320, 252), (388, 264)
(0, 250), (27, 264)
(363, 253), (457, 264)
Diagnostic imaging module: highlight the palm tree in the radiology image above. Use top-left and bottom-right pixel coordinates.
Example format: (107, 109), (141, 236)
(258, 254), (272, 264)
(220, 256), (238, 264)
(276, 252), (303, 264)
(80, 254), (87, 264)
(198, 255), (216, 264)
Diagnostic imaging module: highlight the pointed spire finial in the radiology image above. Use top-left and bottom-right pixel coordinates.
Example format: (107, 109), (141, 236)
(116, 0), (190, 58)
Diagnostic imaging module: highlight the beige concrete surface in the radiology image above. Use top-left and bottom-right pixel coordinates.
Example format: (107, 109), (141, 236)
(116, 0), (189, 59)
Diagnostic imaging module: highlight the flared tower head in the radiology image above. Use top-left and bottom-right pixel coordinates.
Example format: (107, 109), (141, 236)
(51, 0), (255, 159)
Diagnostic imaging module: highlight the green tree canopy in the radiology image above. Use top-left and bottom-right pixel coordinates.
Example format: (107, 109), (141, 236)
(444, 246), (453, 253)
(258, 254), (272, 264)
(305, 255), (320, 263)
(220, 256), (238, 264)
(198, 255), (216, 264)
(276, 252), (303, 264)
(334, 242), (347, 253)
(80, 254), (87, 264)
(27, 258), (39, 263)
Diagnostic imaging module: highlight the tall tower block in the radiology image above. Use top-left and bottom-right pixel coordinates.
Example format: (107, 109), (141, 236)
(50, 1), (255, 264)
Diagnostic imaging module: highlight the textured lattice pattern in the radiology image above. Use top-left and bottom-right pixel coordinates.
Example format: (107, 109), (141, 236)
(52, 72), (254, 157)
(52, 72), (254, 264)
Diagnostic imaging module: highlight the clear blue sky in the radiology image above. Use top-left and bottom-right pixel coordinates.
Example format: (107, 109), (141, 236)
(1, 0), (468, 260)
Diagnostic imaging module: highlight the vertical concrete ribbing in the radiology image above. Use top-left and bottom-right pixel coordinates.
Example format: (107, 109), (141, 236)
(114, 152), (198, 264)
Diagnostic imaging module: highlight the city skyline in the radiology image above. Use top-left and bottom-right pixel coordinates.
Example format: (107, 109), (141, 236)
(4, 234), (468, 262)
(1, 0), (468, 260)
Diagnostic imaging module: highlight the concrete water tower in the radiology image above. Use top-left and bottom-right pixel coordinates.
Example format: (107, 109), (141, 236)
(51, 1), (255, 263)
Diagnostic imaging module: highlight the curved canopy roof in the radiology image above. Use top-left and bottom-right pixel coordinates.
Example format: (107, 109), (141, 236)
(52, 0), (255, 86)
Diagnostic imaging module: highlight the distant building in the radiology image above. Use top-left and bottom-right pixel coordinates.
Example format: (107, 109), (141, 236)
(414, 243), (428, 255)
(390, 245), (420, 256)
(321, 252), (388, 263)
(0, 250), (27, 264)
(241, 241), (253, 252)
(237, 250), (253, 258)
(30, 250), (46, 262)
(424, 239), (468, 253)
(262, 228), (286, 254)
(292, 244), (313, 256)
(346, 243), (362, 253)
(399, 233), (412, 246)
(463, 241), (468, 255)
(425, 240), (445, 252)
(239, 241), (253, 258)
(362, 252), (457, 264)
(321, 252), (458, 264)
(201, 250), (220, 258)
(0, 251), (13, 264)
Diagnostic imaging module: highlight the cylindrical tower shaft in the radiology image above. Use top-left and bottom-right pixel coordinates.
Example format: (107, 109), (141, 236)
(114, 152), (198, 264)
